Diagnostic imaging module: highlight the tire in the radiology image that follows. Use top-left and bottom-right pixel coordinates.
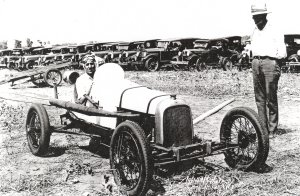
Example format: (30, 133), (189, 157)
(26, 62), (34, 70)
(110, 121), (152, 196)
(145, 57), (160, 72)
(220, 107), (269, 171)
(195, 58), (207, 71)
(172, 56), (182, 71)
(32, 74), (47, 87)
(222, 58), (233, 71)
(43, 69), (62, 87)
(188, 58), (198, 71)
(25, 104), (51, 156)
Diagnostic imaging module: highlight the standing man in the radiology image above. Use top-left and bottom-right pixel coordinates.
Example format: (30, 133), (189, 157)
(251, 3), (287, 137)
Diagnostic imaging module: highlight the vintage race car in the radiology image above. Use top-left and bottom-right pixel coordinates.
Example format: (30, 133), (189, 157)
(25, 63), (269, 195)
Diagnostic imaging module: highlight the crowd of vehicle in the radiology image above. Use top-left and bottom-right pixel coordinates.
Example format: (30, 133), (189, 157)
(1, 34), (300, 72)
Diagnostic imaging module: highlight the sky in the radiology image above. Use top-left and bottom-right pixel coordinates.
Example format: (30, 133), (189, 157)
(0, 0), (299, 46)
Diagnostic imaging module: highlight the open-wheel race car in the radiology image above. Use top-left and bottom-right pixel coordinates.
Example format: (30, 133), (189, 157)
(25, 63), (269, 195)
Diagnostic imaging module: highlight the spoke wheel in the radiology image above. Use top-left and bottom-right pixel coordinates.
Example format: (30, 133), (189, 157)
(195, 58), (207, 71)
(110, 121), (152, 196)
(220, 107), (269, 171)
(145, 57), (160, 72)
(188, 59), (198, 71)
(43, 69), (62, 87)
(223, 58), (233, 71)
(172, 56), (182, 71)
(26, 104), (51, 156)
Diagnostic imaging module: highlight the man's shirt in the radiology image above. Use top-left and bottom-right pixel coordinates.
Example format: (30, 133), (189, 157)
(74, 73), (93, 104)
(251, 21), (287, 59)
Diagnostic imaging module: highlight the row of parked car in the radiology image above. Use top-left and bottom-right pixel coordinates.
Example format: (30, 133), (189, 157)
(1, 34), (300, 72)
(0, 36), (248, 72)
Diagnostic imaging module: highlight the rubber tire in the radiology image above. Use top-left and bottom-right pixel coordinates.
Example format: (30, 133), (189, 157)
(43, 68), (62, 87)
(26, 103), (51, 156)
(188, 58), (198, 71)
(110, 121), (152, 196)
(195, 58), (207, 71)
(220, 107), (269, 171)
(222, 58), (233, 71)
(172, 56), (182, 71)
(145, 57), (160, 72)
(26, 62), (34, 70)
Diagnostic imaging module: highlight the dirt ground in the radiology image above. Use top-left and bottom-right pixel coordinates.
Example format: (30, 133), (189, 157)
(0, 68), (300, 195)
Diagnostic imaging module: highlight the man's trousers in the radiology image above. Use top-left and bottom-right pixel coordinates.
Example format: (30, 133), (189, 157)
(252, 57), (281, 134)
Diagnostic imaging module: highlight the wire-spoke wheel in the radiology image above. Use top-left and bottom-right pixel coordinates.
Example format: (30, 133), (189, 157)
(43, 69), (62, 87)
(26, 104), (51, 156)
(110, 121), (152, 196)
(145, 57), (160, 72)
(220, 107), (269, 171)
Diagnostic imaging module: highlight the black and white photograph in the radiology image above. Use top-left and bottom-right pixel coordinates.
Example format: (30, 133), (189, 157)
(0, 0), (300, 195)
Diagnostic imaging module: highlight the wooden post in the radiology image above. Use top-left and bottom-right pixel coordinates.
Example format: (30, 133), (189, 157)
(53, 82), (58, 99)
(193, 98), (235, 125)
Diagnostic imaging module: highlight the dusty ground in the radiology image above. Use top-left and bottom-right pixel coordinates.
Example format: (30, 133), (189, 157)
(0, 67), (300, 195)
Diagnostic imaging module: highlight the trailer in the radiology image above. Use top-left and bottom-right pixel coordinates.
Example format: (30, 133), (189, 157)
(0, 62), (74, 87)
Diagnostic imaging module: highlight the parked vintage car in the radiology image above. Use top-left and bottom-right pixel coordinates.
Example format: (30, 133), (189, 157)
(132, 38), (198, 71)
(0, 49), (12, 66)
(26, 63), (269, 195)
(122, 39), (159, 70)
(6, 48), (24, 69)
(116, 41), (141, 69)
(185, 38), (238, 71)
(285, 34), (300, 61)
(22, 46), (44, 69)
(93, 42), (120, 62)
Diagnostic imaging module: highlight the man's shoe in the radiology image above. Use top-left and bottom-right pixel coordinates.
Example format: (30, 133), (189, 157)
(255, 163), (273, 173)
(269, 132), (276, 139)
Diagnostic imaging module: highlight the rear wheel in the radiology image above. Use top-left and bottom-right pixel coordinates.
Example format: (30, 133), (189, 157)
(145, 57), (160, 72)
(172, 56), (182, 71)
(25, 104), (51, 156)
(43, 69), (62, 87)
(220, 107), (269, 171)
(110, 121), (152, 196)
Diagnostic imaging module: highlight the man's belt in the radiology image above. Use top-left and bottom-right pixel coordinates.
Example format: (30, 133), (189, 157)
(253, 56), (278, 61)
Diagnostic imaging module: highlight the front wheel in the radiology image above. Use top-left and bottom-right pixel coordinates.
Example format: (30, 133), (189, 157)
(110, 121), (152, 196)
(220, 107), (269, 171)
(43, 69), (62, 87)
(25, 104), (51, 156)
(195, 58), (207, 71)
(145, 57), (160, 72)
(222, 58), (233, 71)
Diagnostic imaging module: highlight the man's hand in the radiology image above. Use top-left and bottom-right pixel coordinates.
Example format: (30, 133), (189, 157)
(75, 96), (87, 105)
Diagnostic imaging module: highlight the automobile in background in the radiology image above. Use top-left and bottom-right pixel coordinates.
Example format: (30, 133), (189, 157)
(192, 38), (238, 71)
(22, 46), (44, 69)
(0, 49), (12, 66)
(132, 38), (198, 71)
(6, 48), (23, 69)
(93, 42), (120, 62)
(121, 39), (159, 70)
(285, 34), (300, 62)
(282, 34), (300, 72)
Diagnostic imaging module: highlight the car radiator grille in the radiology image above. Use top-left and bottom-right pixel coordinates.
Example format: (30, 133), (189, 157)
(163, 106), (193, 147)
